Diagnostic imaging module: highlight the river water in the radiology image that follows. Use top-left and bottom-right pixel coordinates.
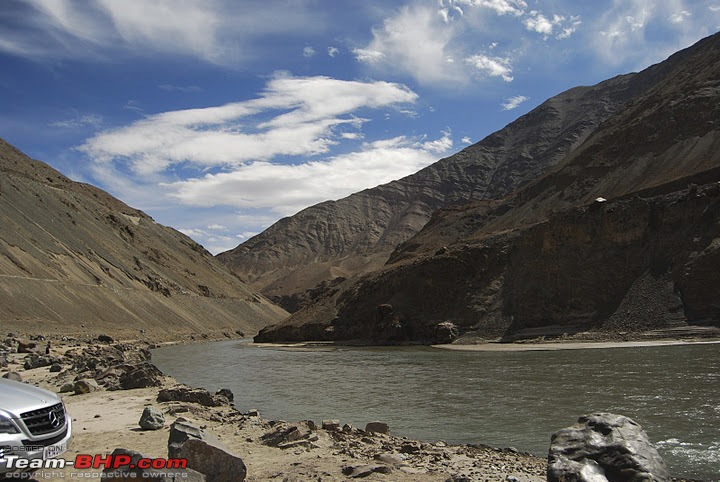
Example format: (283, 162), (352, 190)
(152, 340), (720, 480)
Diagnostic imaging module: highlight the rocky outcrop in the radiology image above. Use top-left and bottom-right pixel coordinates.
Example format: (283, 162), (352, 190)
(0, 138), (288, 339)
(255, 32), (720, 344)
(548, 413), (670, 482)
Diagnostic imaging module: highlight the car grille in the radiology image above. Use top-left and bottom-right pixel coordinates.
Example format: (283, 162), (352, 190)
(20, 403), (66, 435)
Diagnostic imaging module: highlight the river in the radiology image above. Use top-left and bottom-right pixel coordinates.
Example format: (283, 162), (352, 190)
(152, 340), (720, 480)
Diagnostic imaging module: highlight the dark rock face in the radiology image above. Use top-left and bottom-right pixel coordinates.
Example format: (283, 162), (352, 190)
(548, 413), (670, 482)
(255, 32), (720, 344)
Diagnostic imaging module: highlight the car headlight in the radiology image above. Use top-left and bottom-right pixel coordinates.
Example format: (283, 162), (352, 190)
(0, 413), (19, 434)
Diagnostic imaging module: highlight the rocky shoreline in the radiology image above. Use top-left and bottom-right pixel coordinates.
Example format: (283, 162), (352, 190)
(1, 334), (703, 481)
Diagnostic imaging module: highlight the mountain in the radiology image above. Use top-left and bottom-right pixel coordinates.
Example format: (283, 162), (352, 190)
(0, 138), (287, 340)
(255, 32), (720, 343)
(218, 71), (653, 311)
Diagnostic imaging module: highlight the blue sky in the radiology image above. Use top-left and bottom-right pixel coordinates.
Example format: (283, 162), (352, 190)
(1, 1), (719, 254)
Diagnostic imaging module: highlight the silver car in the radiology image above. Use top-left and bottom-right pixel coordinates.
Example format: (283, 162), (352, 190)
(0, 378), (72, 475)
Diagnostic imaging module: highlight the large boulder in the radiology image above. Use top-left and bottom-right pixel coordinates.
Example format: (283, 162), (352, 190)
(101, 447), (205, 481)
(168, 419), (246, 482)
(548, 413), (670, 482)
(139, 406), (165, 430)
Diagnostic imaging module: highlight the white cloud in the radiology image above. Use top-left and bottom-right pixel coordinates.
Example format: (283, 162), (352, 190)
(327, 46), (339, 57)
(81, 74), (418, 175)
(352, 48), (385, 63)
(303, 46), (316, 57)
(449, 0), (527, 17)
(353, 5), (463, 85)
(465, 53), (513, 82)
(591, 0), (719, 68)
(50, 113), (103, 129)
(501, 95), (528, 110)
(158, 84), (203, 93)
(1, 0), (322, 65)
(669, 10), (691, 23)
(461, 136), (472, 144)
(162, 132), (453, 215)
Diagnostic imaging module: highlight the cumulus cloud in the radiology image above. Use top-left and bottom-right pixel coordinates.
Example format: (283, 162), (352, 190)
(353, 5), (463, 85)
(465, 53), (514, 82)
(354, 0), (581, 86)
(163, 132), (453, 215)
(501, 95), (528, 110)
(327, 46), (339, 57)
(669, 10), (691, 23)
(303, 46), (316, 57)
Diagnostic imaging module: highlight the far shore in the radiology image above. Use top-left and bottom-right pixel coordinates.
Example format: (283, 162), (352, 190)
(433, 338), (720, 352)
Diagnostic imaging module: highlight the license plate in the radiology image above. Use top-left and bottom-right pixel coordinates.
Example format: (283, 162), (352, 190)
(43, 443), (67, 460)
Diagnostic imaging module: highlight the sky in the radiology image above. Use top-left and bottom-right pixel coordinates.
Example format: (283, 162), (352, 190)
(1, 1), (719, 254)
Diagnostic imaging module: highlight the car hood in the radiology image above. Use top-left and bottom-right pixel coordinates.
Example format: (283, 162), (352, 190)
(0, 379), (62, 417)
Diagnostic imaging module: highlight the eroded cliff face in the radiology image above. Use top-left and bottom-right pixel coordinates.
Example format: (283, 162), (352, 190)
(255, 32), (720, 343)
(0, 139), (288, 339)
(256, 182), (720, 343)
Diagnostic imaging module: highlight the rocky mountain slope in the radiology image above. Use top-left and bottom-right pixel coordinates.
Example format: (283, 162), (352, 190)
(0, 138), (287, 339)
(255, 32), (720, 343)
(218, 71), (654, 310)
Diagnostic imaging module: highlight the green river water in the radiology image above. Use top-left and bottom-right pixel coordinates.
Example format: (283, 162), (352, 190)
(152, 340), (720, 480)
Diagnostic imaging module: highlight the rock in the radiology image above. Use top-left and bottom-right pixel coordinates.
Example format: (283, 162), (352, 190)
(260, 423), (311, 447)
(322, 419), (340, 431)
(16, 339), (37, 353)
(2, 371), (22, 382)
(168, 419), (246, 481)
(59, 382), (74, 393)
(374, 453), (405, 465)
(365, 421), (390, 434)
(118, 362), (164, 390)
(74, 378), (100, 394)
(158, 386), (228, 407)
(548, 413), (670, 482)
(0, 350), (8, 368)
(215, 388), (234, 403)
(139, 406), (165, 430)
(342, 464), (392, 478)
(49, 363), (63, 372)
(432, 322), (459, 344)
(23, 353), (62, 370)
(247, 409), (260, 417)
(97, 334), (114, 343)
(102, 447), (205, 481)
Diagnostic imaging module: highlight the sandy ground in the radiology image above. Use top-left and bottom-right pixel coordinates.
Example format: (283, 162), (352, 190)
(4, 341), (546, 482)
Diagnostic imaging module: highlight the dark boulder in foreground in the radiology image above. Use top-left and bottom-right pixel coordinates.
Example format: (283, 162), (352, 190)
(548, 413), (670, 482)
(168, 418), (247, 482)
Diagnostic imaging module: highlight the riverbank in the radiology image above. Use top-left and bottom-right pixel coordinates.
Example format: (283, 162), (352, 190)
(3, 334), (712, 481)
(3, 336), (547, 481)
